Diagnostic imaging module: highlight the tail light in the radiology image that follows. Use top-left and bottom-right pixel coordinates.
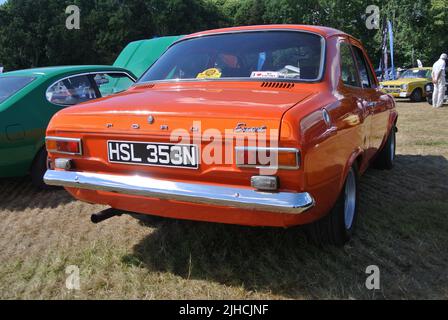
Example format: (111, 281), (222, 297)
(46, 137), (82, 155)
(235, 147), (300, 170)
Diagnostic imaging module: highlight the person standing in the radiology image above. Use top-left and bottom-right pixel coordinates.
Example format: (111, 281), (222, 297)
(0, 64), (4, 74)
(432, 54), (447, 108)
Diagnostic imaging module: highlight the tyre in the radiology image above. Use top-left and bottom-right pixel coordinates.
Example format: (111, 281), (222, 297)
(410, 88), (423, 102)
(306, 165), (359, 247)
(30, 148), (51, 189)
(373, 126), (396, 170)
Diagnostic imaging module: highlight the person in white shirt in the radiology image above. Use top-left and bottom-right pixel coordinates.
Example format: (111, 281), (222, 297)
(432, 53), (447, 108)
(0, 64), (3, 74)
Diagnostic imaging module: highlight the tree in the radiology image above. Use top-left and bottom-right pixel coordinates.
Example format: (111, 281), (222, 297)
(1, 0), (447, 71)
(0, 0), (224, 70)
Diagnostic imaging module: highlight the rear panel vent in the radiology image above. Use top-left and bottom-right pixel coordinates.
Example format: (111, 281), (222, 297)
(261, 82), (295, 89)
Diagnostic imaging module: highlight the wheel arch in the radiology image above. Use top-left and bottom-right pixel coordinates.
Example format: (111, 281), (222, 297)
(339, 147), (363, 191)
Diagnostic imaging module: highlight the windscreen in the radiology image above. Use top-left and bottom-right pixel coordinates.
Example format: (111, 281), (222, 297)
(400, 69), (430, 79)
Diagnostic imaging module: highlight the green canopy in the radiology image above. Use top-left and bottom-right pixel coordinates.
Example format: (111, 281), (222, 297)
(113, 36), (183, 78)
(106, 36), (182, 92)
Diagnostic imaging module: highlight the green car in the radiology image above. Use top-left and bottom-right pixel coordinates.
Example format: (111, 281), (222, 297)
(0, 65), (137, 187)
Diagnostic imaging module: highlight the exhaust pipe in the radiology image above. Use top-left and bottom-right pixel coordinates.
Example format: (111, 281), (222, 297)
(91, 208), (122, 224)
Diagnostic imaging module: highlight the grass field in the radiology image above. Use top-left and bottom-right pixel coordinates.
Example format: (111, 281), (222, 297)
(1, 101), (447, 300)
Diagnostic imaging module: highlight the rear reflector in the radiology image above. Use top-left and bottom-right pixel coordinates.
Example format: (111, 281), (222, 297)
(54, 158), (73, 170)
(235, 147), (300, 169)
(251, 176), (279, 191)
(46, 137), (82, 155)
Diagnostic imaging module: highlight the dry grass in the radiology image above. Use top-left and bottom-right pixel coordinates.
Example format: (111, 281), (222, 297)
(0, 101), (447, 300)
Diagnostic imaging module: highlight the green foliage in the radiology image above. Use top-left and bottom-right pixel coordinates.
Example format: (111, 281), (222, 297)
(216, 0), (447, 68)
(0, 0), (447, 71)
(0, 0), (225, 70)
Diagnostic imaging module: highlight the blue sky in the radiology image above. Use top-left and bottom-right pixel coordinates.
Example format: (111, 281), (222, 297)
(0, 0), (7, 5)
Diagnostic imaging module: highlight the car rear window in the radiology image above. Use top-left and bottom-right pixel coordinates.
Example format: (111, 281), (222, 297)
(139, 31), (325, 83)
(0, 76), (36, 104)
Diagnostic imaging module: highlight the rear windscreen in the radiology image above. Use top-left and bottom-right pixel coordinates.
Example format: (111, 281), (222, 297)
(139, 31), (325, 83)
(0, 76), (36, 104)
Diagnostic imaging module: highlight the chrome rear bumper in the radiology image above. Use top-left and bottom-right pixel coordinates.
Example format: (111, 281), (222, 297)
(44, 170), (314, 215)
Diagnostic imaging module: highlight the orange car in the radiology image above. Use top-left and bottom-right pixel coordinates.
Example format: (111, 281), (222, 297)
(44, 25), (397, 246)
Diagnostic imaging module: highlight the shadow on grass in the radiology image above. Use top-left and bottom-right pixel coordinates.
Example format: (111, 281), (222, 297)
(0, 176), (74, 212)
(124, 154), (448, 299)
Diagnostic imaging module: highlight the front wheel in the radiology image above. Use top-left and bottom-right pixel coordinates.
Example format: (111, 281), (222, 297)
(410, 88), (423, 102)
(306, 165), (359, 247)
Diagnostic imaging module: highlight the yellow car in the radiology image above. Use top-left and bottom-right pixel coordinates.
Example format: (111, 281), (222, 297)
(380, 67), (432, 102)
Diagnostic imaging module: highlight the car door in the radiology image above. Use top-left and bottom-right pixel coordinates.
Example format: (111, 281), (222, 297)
(350, 42), (389, 158)
(338, 39), (372, 164)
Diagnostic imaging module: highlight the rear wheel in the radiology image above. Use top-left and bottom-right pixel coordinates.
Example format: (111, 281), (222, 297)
(410, 88), (423, 102)
(306, 165), (359, 247)
(374, 126), (396, 170)
(30, 148), (51, 189)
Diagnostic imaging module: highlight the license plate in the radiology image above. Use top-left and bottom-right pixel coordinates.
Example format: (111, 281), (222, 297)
(107, 141), (199, 169)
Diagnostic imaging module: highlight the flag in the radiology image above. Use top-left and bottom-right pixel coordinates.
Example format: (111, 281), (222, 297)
(388, 21), (395, 80)
(379, 21), (389, 80)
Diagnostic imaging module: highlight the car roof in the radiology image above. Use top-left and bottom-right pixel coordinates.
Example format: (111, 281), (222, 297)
(0, 65), (134, 79)
(184, 24), (348, 39)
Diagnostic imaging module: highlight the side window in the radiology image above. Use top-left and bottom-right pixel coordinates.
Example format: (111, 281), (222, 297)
(46, 75), (97, 106)
(94, 73), (134, 97)
(340, 42), (360, 87)
(352, 45), (375, 88)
